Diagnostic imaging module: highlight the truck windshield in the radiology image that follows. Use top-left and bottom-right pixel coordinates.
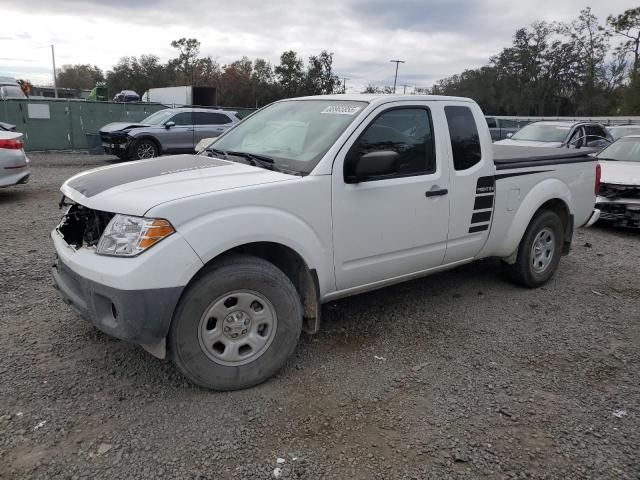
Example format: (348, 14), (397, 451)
(210, 99), (368, 174)
(511, 124), (571, 142)
(597, 137), (640, 162)
(141, 110), (175, 125)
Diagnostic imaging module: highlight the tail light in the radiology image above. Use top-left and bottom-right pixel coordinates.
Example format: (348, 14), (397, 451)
(0, 139), (24, 150)
(595, 163), (601, 195)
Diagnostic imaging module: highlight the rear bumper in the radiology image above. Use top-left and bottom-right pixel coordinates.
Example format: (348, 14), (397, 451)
(52, 254), (183, 345)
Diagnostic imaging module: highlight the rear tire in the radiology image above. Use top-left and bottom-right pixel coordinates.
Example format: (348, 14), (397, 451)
(130, 138), (159, 160)
(503, 210), (564, 288)
(169, 254), (302, 391)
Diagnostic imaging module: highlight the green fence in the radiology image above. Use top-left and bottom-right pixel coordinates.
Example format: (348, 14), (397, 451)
(0, 99), (256, 152)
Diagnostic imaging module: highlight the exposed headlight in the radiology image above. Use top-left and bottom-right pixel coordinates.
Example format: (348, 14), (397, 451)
(96, 214), (175, 257)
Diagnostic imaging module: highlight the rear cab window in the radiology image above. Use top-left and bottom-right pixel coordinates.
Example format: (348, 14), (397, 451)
(445, 106), (482, 170)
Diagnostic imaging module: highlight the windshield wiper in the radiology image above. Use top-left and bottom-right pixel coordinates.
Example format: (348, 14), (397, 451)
(205, 147), (229, 159)
(226, 150), (276, 170)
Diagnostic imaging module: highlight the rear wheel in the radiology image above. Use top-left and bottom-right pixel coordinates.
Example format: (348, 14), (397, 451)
(131, 138), (159, 160)
(503, 210), (564, 288)
(169, 255), (302, 391)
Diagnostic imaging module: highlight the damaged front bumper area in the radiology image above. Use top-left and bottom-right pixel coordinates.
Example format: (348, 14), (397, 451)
(596, 184), (640, 229)
(51, 201), (194, 357)
(99, 131), (131, 156)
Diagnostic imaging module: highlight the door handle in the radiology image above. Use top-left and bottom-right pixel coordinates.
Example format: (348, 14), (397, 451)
(425, 188), (448, 197)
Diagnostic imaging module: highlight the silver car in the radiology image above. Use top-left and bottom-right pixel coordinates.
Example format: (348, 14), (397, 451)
(0, 127), (30, 187)
(99, 108), (240, 160)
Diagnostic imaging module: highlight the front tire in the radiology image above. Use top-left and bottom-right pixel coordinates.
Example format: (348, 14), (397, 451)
(130, 138), (159, 160)
(169, 255), (303, 391)
(503, 210), (564, 288)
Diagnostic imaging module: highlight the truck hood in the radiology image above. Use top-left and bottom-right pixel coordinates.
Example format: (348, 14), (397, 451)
(61, 154), (297, 216)
(494, 139), (564, 148)
(600, 160), (640, 186)
(99, 122), (150, 133)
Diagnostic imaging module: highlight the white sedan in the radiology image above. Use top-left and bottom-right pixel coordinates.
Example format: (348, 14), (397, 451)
(0, 128), (30, 187)
(595, 135), (640, 228)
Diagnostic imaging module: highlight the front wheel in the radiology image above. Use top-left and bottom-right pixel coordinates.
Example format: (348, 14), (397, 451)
(503, 210), (564, 288)
(169, 255), (302, 391)
(130, 138), (159, 160)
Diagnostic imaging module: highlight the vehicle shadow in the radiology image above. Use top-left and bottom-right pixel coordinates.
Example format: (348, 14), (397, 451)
(0, 188), (30, 205)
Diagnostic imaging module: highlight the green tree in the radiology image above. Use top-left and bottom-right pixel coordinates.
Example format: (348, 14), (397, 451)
(303, 51), (340, 95)
(56, 64), (104, 91)
(275, 50), (304, 97)
(170, 38), (201, 82)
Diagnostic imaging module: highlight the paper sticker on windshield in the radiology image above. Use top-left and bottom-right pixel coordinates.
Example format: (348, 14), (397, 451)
(321, 105), (361, 115)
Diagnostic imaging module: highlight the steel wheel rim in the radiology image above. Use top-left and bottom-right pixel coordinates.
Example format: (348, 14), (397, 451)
(198, 290), (278, 366)
(137, 143), (155, 159)
(530, 227), (555, 273)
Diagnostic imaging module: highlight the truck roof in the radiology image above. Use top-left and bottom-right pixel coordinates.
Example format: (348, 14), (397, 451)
(288, 94), (475, 105)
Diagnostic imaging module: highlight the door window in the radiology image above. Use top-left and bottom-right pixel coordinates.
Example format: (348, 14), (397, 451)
(445, 106), (482, 170)
(193, 112), (233, 125)
(345, 107), (435, 181)
(585, 125), (607, 144)
(169, 112), (193, 126)
(485, 117), (497, 128)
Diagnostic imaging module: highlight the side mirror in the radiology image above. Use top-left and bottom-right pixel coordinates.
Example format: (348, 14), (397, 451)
(506, 132), (513, 139)
(165, 121), (175, 129)
(345, 150), (399, 183)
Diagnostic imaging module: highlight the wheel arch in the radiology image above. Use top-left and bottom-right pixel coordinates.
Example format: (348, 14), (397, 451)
(188, 242), (321, 335)
(496, 178), (573, 261)
(129, 134), (162, 156)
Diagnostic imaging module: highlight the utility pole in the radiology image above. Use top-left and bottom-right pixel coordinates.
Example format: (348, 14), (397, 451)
(389, 59), (405, 94)
(341, 77), (350, 94)
(401, 84), (411, 95)
(51, 44), (58, 98)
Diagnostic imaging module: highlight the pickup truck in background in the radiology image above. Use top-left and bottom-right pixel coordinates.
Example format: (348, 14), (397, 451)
(52, 95), (600, 390)
(485, 116), (529, 141)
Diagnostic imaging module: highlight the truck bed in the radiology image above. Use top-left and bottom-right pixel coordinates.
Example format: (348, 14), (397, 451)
(493, 145), (596, 170)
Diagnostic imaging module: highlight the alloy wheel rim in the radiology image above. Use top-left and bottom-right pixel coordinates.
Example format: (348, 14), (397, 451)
(198, 290), (278, 366)
(137, 143), (155, 159)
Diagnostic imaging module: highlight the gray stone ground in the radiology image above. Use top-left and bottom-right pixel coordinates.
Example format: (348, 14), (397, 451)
(1, 152), (639, 479)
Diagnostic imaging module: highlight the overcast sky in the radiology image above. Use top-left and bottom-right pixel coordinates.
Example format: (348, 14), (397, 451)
(0, 0), (636, 92)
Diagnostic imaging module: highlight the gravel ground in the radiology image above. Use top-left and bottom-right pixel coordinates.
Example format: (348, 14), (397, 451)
(1, 152), (639, 479)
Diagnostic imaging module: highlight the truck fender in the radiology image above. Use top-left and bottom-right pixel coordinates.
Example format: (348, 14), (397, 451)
(495, 178), (573, 259)
(178, 206), (333, 297)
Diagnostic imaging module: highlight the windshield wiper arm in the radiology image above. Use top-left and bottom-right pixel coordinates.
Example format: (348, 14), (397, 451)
(206, 147), (228, 159)
(226, 150), (276, 170)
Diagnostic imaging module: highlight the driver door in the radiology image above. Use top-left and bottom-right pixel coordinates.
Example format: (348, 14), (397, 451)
(161, 112), (195, 152)
(331, 103), (450, 291)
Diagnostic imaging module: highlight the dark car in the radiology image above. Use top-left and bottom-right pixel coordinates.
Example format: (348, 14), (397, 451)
(99, 107), (240, 160)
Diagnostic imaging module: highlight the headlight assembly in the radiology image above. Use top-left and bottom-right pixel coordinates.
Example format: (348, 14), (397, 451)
(96, 214), (175, 257)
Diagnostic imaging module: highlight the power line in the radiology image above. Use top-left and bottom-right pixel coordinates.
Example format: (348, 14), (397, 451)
(389, 59), (405, 94)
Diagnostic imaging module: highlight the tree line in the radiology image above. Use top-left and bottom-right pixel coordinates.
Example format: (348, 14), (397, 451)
(425, 7), (640, 116)
(54, 6), (640, 115)
(55, 39), (340, 107)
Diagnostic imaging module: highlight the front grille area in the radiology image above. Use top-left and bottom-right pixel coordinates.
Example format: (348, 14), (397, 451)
(99, 131), (129, 145)
(58, 202), (115, 249)
(599, 183), (640, 200)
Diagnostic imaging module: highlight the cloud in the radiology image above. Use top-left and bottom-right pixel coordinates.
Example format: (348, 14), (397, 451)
(0, 0), (637, 89)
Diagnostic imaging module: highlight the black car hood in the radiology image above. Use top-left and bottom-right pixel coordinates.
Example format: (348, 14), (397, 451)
(99, 122), (151, 133)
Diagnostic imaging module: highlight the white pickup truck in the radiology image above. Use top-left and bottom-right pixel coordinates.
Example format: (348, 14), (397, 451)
(52, 95), (600, 390)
